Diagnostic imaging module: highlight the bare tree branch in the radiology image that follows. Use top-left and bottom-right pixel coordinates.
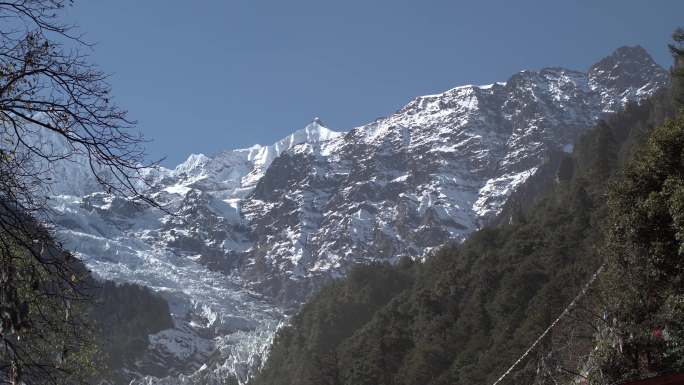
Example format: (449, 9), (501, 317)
(0, 1), (159, 383)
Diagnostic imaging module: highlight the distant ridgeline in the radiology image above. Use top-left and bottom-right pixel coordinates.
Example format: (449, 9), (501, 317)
(250, 84), (683, 385)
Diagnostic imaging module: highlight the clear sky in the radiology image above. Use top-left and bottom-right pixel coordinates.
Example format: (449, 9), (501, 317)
(64, 1), (684, 166)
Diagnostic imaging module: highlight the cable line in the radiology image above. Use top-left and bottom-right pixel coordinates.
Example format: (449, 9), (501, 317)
(490, 263), (605, 385)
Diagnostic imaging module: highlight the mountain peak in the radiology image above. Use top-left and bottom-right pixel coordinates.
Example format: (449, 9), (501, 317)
(311, 116), (326, 126)
(295, 117), (343, 144)
(588, 45), (668, 112)
(605, 45), (652, 62)
(589, 45), (664, 75)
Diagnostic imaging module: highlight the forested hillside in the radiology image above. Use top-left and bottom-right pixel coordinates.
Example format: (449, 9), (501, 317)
(589, 107), (684, 383)
(0, 214), (174, 384)
(90, 281), (174, 383)
(251, 82), (679, 385)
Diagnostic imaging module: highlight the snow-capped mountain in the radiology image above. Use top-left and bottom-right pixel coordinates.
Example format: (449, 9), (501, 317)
(44, 46), (667, 384)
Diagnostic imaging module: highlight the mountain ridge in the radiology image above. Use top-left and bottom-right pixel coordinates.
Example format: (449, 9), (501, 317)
(40, 45), (668, 384)
(250, 85), (678, 385)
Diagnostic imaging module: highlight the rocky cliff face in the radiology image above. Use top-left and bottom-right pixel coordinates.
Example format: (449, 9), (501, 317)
(232, 46), (667, 302)
(42, 46), (667, 384)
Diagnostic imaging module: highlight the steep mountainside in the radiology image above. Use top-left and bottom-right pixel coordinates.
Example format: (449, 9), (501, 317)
(235, 46), (666, 302)
(251, 88), (677, 385)
(42, 46), (667, 383)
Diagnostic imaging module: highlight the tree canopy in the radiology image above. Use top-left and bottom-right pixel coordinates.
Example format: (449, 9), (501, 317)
(0, 1), (158, 383)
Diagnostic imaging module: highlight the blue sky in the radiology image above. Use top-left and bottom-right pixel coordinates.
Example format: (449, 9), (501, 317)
(65, 1), (684, 166)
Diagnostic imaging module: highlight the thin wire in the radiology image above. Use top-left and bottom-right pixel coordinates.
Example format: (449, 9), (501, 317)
(490, 263), (606, 385)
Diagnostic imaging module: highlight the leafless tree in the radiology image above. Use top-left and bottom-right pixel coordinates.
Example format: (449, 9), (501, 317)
(0, 1), (159, 383)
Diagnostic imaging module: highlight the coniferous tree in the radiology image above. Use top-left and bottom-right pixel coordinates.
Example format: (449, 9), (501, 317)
(669, 28), (684, 109)
(591, 113), (684, 384)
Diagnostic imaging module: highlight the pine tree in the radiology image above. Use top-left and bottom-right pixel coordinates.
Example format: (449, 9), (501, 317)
(593, 113), (684, 384)
(669, 28), (684, 109)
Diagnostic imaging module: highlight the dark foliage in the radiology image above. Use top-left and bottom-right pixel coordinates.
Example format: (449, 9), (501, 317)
(669, 28), (684, 109)
(591, 112), (684, 384)
(0, 1), (159, 383)
(0, 212), (99, 384)
(254, 262), (416, 385)
(0, 214), (174, 384)
(90, 281), (174, 374)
